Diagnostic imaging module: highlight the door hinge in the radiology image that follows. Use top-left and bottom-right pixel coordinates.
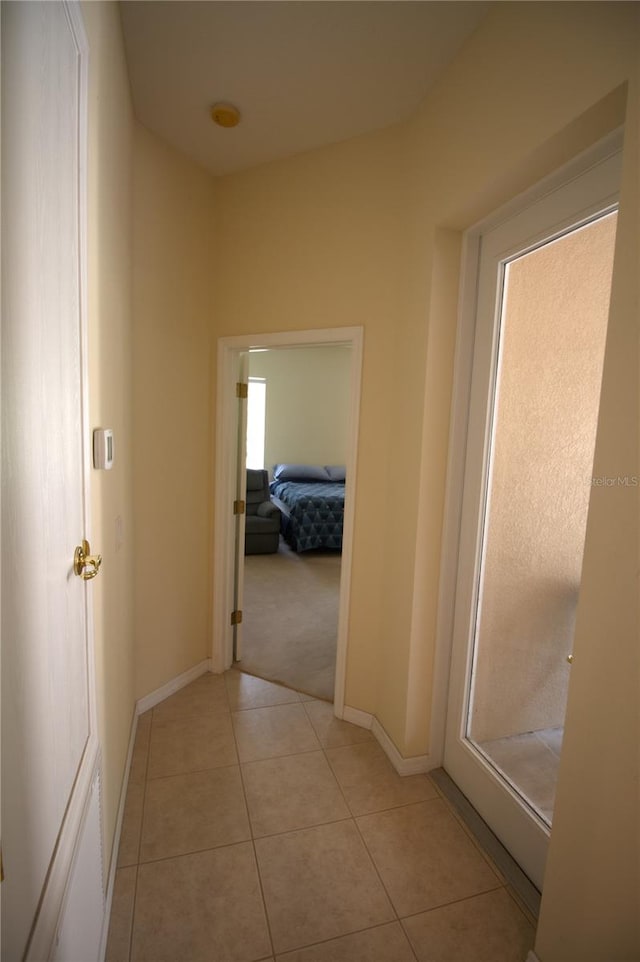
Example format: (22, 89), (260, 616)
(236, 382), (248, 399)
(230, 610), (243, 626)
(233, 499), (245, 515)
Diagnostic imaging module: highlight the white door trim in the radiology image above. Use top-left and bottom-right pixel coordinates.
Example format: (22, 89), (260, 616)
(431, 130), (622, 889)
(432, 128), (624, 765)
(211, 326), (363, 717)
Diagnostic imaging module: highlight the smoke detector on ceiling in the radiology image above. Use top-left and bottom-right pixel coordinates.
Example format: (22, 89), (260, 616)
(210, 103), (241, 128)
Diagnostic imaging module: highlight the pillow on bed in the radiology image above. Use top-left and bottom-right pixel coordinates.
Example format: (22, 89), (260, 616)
(273, 463), (331, 482)
(325, 465), (346, 482)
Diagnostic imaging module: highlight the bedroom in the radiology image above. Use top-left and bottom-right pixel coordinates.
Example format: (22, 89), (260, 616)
(240, 343), (353, 701)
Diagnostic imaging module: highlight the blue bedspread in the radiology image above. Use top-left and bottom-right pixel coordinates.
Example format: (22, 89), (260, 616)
(270, 480), (345, 551)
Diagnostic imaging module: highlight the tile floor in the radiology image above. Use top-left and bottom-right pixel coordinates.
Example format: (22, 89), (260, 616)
(105, 670), (536, 962)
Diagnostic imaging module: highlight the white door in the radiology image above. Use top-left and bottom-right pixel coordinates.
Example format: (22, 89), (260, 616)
(233, 353), (249, 661)
(1, 3), (104, 959)
(443, 140), (621, 891)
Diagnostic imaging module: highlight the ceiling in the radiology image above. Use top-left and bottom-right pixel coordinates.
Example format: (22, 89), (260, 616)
(119, 1), (489, 178)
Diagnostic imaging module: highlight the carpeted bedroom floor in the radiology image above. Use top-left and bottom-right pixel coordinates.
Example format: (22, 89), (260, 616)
(239, 538), (340, 700)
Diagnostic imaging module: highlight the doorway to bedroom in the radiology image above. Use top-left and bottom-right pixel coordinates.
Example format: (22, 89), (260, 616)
(241, 344), (351, 700)
(212, 327), (363, 716)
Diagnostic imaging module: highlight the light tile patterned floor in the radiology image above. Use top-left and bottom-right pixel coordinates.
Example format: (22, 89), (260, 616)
(106, 669), (536, 962)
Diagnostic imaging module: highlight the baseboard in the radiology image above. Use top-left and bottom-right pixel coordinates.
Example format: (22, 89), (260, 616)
(136, 659), (212, 715)
(99, 709), (139, 961)
(371, 717), (433, 776)
(342, 704), (373, 730)
(342, 703), (433, 776)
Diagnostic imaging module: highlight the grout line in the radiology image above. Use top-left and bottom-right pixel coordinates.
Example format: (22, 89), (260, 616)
(398, 882), (507, 925)
(249, 812), (353, 843)
(429, 767), (541, 919)
(318, 740), (406, 936)
(230, 692), (278, 961)
(235, 744), (323, 764)
(144, 760), (241, 784)
(126, 714), (154, 962)
(121, 670), (534, 960)
(434, 794), (509, 885)
(272, 920), (418, 960)
(134, 835), (255, 866)
(124, 863), (139, 962)
(230, 700), (302, 712)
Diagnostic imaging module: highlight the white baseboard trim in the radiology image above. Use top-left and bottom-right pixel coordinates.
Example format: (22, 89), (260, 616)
(99, 709), (139, 961)
(136, 659), (212, 715)
(342, 704), (373, 730)
(342, 703), (433, 777)
(371, 717), (432, 776)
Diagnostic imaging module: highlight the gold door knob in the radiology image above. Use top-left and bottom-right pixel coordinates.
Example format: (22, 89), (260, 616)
(566, 654), (574, 665)
(74, 539), (102, 580)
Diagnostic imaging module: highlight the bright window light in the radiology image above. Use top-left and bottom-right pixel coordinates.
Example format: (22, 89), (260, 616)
(246, 377), (266, 469)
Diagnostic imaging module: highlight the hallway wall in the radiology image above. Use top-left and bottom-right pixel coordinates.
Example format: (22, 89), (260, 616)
(212, 4), (637, 759)
(82, 0), (136, 878)
(132, 126), (216, 698)
(249, 345), (352, 475)
(210, 5), (639, 958)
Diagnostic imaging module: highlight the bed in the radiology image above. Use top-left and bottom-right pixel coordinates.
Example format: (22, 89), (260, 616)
(269, 463), (346, 552)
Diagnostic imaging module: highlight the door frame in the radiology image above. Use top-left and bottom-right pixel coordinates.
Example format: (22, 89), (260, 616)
(211, 326), (363, 717)
(431, 129), (622, 888)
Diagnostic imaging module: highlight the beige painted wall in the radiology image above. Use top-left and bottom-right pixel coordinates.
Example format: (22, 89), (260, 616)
(212, 125), (406, 719)
(212, 3), (637, 758)
(471, 214), (618, 743)
(128, 3), (638, 955)
(82, 0), (136, 876)
(248, 346), (351, 475)
(132, 125), (216, 698)
(382, 4), (636, 763)
(207, 5), (638, 956)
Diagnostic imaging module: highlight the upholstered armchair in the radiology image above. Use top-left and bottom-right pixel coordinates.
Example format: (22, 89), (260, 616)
(244, 468), (281, 554)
